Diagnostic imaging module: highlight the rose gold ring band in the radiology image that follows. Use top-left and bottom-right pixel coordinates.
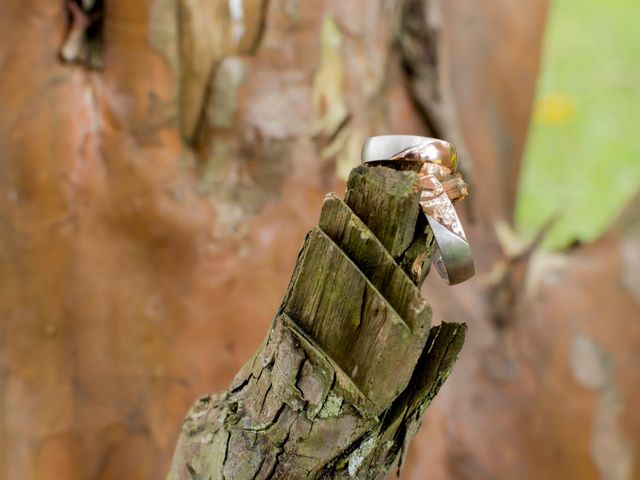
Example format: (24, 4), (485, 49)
(362, 135), (475, 285)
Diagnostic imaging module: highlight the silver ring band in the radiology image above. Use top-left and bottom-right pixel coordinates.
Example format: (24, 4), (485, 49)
(361, 135), (474, 285)
(362, 135), (457, 169)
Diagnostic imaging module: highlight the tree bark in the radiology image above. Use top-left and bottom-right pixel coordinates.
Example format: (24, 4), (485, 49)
(168, 164), (466, 479)
(8, 1), (640, 480)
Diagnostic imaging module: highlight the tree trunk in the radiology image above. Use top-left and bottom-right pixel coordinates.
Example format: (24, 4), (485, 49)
(3, 0), (639, 480)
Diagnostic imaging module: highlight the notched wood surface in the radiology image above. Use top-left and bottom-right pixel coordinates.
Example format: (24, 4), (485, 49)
(168, 166), (466, 479)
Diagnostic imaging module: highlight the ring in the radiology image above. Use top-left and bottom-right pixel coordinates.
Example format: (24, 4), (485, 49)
(361, 135), (475, 285)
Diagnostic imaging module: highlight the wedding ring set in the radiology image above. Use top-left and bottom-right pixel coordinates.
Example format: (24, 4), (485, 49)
(361, 135), (475, 285)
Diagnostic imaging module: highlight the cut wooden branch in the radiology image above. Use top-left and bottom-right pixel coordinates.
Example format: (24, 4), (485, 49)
(167, 165), (467, 480)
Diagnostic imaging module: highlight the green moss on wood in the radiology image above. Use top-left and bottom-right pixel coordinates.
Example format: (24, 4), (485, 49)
(168, 165), (467, 480)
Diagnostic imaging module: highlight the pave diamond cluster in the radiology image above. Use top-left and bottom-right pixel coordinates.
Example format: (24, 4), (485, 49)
(391, 142), (468, 242)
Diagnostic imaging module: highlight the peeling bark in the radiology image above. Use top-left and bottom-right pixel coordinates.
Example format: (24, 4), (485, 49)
(8, 1), (640, 479)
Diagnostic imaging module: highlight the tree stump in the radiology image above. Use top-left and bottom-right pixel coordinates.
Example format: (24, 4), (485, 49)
(168, 164), (467, 479)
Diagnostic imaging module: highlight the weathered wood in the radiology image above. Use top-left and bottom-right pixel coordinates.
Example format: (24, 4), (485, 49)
(167, 165), (466, 480)
(283, 227), (430, 413)
(343, 166), (422, 260)
(344, 166), (436, 285)
(318, 194), (430, 332)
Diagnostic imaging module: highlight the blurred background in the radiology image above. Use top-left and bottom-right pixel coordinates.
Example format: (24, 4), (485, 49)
(0, 0), (638, 479)
(518, 0), (640, 248)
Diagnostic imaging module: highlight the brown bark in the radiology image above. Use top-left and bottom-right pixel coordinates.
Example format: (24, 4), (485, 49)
(3, 0), (638, 479)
